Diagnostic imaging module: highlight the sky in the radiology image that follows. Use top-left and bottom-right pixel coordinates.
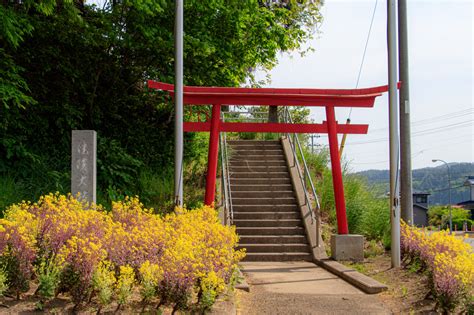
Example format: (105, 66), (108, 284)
(254, 0), (473, 172)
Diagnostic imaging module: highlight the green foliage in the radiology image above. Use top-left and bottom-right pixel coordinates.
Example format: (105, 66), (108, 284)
(0, 177), (23, 214)
(1, 254), (30, 298)
(92, 261), (116, 309)
(304, 148), (391, 242)
(1, 0), (323, 211)
(428, 206), (472, 229)
(364, 240), (385, 258)
(98, 138), (143, 200)
(35, 258), (61, 310)
(0, 267), (8, 297)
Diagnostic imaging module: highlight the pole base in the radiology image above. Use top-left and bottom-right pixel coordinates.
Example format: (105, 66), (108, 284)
(330, 234), (364, 262)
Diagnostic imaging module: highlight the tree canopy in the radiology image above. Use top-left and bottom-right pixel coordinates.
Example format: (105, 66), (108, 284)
(0, 0), (323, 208)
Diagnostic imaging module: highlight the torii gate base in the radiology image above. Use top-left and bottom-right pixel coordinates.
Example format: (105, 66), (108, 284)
(148, 80), (390, 236)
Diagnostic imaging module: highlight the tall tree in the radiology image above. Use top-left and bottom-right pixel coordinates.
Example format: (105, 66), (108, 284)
(0, 0), (323, 205)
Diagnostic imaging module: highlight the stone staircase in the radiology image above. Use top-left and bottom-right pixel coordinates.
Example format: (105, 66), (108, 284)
(228, 140), (312, 261)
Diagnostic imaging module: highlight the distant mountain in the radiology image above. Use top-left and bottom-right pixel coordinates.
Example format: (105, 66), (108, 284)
(355, 163), (474, 205)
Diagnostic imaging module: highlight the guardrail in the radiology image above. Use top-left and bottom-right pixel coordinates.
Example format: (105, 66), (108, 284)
(220, 113), (233, 225)
(281, 107), (322, 247)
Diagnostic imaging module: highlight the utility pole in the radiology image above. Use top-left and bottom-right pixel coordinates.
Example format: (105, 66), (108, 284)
(433, 159), (452, 232)
(174, 0), (184, 206)
(309, 134), (320, 153)
(388, 0), (401, 268)
(398, 0), (413, 225)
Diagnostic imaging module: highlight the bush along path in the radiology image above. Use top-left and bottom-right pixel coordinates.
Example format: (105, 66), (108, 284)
(0, 194), (245, 313)
(400, 221), (474, 313)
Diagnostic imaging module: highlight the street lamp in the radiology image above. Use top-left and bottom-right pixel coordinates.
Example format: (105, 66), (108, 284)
(432, 159), (452, 232)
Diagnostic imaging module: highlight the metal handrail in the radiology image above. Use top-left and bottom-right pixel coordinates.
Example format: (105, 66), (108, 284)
(219, 107), (321, 244)
(220, 113), (233, 225)
(281, 107), (321, 246)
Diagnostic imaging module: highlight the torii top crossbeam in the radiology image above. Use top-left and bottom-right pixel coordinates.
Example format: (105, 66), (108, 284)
(148, 80), (390, 235)
(148, 81), (388, 106)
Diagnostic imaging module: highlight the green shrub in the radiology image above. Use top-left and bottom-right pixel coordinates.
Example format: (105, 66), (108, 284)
(0, 267), (8, 297)
(304, 149), (391, 243)
(364, 240), (385, 258)
(35, 258), (61, 310)
(428, 206), (471, 229)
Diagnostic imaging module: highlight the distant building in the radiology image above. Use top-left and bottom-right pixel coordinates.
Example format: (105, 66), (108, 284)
(457, 176), (474, 220)
(413, 192), (430, 227)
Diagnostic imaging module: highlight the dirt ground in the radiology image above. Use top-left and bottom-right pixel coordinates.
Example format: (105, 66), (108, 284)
(344, 253), (437, 314)
(0, 254), (442, 314)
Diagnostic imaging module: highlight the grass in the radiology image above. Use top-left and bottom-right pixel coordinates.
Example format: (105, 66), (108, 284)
(0, 164), (206, 217)
(348, 262), (368, 273)
(0, 176), (24, 214)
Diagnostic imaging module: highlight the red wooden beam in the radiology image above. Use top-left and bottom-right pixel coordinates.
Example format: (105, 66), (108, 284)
(181, 94), (378, 107)
(148, 80), (395, 96)
(183, 121), (369, 134)
(147, 80), (398, 107)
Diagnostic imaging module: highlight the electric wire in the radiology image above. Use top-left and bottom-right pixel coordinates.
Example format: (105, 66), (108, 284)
(346, 120), (473, 145)
(349, 137), (473, 165)
(368, 108), (473, 133)
(348, 0), (379, 119)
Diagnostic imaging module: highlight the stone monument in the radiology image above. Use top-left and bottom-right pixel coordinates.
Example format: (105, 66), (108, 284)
(71, 130), (96, 204)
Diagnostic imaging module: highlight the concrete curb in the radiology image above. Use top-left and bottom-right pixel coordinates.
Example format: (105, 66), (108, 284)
(316, 259), (388, 294)
(235, 268), (250, 292)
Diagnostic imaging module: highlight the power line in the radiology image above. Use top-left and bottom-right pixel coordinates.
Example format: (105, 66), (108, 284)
(348, 0), (378, 119)
(347, 120), (473, 145)
(349, 134), (474, 159)
(426, 185), (466, 194)
(350, 149), (425, 165)
(368, 108), (473, 133)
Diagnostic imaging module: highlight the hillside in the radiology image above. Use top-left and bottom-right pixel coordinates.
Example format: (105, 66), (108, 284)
(355, 162), (474, 205)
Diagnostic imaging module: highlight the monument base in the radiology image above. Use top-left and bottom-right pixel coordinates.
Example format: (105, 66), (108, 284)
(330, 234), (364, 262)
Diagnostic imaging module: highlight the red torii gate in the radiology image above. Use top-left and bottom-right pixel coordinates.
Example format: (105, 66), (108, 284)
(148, 80), (390, 235)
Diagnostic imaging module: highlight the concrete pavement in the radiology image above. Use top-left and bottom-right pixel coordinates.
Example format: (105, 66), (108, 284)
(237, 261), (390, 315)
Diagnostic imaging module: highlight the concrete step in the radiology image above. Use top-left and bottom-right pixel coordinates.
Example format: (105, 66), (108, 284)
(238, 243), (310, 253)
(233, 219), (303, 228)
(236, 226), (305, 235)
(229, 144), (282, 150)
(228, 140), (280, 145)
(239, 235), (308, 244)
(231, 184), (293, 192)
(234, 211), (300, 220)
(232, 172), (290, 179)
(243, 252), (312, 262)
(232, 197), (296, 205)
(231, 191), (294, 198)
(230, 160), (287, 167)
(231, 178), (291, 185)
(232, 205), (298, 212)
(230, 155), (285, 161)
(232, 149), (284, 156)
(230, 165), (288, 172)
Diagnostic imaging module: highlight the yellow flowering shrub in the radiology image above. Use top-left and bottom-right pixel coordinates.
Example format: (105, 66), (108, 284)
(401, 221), (474, 312)
(0, 194), (244, 312)
(0, 205), (38, 296)
(139, 260), (163, 303)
